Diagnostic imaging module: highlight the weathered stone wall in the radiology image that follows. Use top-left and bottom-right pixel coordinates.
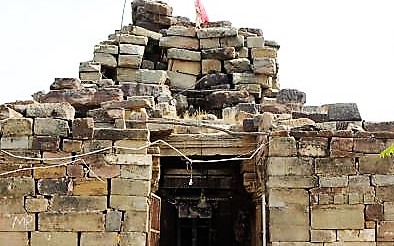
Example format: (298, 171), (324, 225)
(0, 102), (154, 246)
(267, 130), (394, 245)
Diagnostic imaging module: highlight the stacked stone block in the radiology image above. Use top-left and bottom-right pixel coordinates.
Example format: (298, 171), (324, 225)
(267, 129), (394, 245)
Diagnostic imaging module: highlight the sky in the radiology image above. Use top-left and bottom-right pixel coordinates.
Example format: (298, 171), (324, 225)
(0, 0), (393, 121)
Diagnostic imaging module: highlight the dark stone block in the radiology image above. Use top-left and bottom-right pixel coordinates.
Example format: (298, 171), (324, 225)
(93, 128), (149, 140)
(37, 179), (70, 196)
(325, 103), (361, 121)
(363, 121), (394, 132)
(277, 89), (306, 104)
(32, 136), (60, 151)
(72, 118), (94, 139)
(292, 111), (329, 123)
(201, 47), (236, 60)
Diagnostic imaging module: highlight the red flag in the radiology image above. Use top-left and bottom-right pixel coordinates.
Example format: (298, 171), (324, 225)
(195, 0), (209, 27)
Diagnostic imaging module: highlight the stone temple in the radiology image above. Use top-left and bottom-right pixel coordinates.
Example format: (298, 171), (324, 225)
(1, 1), (394, 245)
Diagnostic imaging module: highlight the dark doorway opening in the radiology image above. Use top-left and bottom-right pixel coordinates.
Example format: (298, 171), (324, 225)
(157, 157), (253, 246)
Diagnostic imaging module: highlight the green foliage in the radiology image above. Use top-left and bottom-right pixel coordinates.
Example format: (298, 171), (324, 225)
(380, 143), (394, 158)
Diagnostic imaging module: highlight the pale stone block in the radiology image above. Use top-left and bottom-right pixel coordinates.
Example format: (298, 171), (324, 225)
(200, 38), (220, 49)
(118, 55), (143, 68)
(220, 35), (244, 47)
(337, 229), (375, 242)
(167, 48), (201, 61)
(123, 211), (149, 232)
(253, 57), (276, 75)
(167, 71), (197, 89)
(268, 137), (297, 157)
(119, 232), (146, 246)
(110, 196), (148, 211)
(93, 53), (117, 68)
(319, 176), (349, 188)
(114, 140), (148, 154)
(105, 154), (152, 165)
(324, 243), (376, 246)
(80, 232), (118, 246)
(299, 137), (329, 157)
(0, 232), (29, 246)
(119, 44), (145, 55)
(372, 174), (394, 186)
(94, 44), (118, 55)
(235, 84), (262, 98)
(247, 36), (265, 48)
(113, 34), (148, 45)
(31, 232), (78, 246)
(166, 26), (196, 37)
(129, 26), (162, 40)
(169, 59), (201, 76)
(111, 179), (150, 196)
(201, 59), (221, 74)
(117, 68), (167, 84)
(270, 205), (309, 241)
(269, 188), (309, 207)
(267, 157), (314, 176)
(0, 136), (32, 149)
(1, 118), (33, 137)
(79, 61), (101, 72)
(196, 27), (238, 39)
(311, 205), (364, 229)
(121, 165), (152, 180)
(268, 176), (318, 189)
(80, 72), (102, 81)
(251, 47), (277, 59)
(384, 202), (394, 220)
(311, 230), (336, 242)
(159, 36), (199, 50)
(224, 58), (251, 73)
(237, 47), (249, 58)
(34, 118), (69, 137)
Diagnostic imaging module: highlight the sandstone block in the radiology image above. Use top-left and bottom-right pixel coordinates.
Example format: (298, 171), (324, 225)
(251, 47), (277, 59)
(32, 136), (60, 151)
(105, 210), (122, 232)
(267, 157), (314, 176)
(80, 232), (118, 246)
(268, 188), (309, 207)
(115, 34), (148, 45)
(354, 138), (386, 154)
(359, 154), (394, 174)
(0, 232), (29, 246)
(224, 58), (251, 73)
(196, 27), (238, 39)
(42, 151), (72, 165)
(79, 61), (101, 72)
(118, 54), (143, 68)
(169, 59), (201, 76)
(119, 232), (146, 246)
(93, 53), (117, 68)
(253, 57), (276, 75)
(62, 139), (83, 153)
(94, 44), (118, 55)
(235, 84), (262, 98)
(201, 47), (236, 60)
(200, 38), (220, 49)
(87, 108), (125, 123)
(277, 89), (306, 104)
(348, 175), (371, 191)
(25, 197), (49, 212)
(378, 221), (394, 241)
(72, 178), (107, 196)
(105, 154), (152, 165)
(372, 174), (394, 186)
(315, 158), (356, 176)
(311, 230), (336, 242)
(82, 140), (112, 153)
(268, 176), (318, 188)
(114, 140), (149, 154)
(167, 71), (197, 89)
(0, 136), (32, 149)
(220, 35), (244, 47)
(102, 96), (154, 110)
(159, 36), (199, 50)
(39, 213), (104, 231)
(111, 179), (150, 196)
(0, 106), (23, 120)
(93, 128), (149, 141)
(330, 137), (354, 157)
(377, 186), (394, 202)
(323, 103), (362, 121)
(34, 118), (70, 137)
(166, 26), (196, 37)
(201, 59), (221, 74)
(0, 197), (25, 213)
(247, 36), (264, 48)
(0, 213), (35, 231)
(31, 232), (78, 246)
(311, 205), (364, 229)
(123, 210), (149, 232)
(117, 68), (167, 84)
(319, 176), (349, 188)
(236, 47), (249, 58)
(299, 137), (329, 157)
(90, 165), (120, 179)
(384, 202), (394, 220)
(33, 165), (66, 179)
(50, 78), (82, 90)
(72, 118), (94, 139)
(268, 137), (297, 156)
(366, 204), (383, 221)
(0, 178), (35, 197)
(37, 179), (69, 196)
(50, 196), (106, 213)
(167, 48), (201, 61)
(121, 165), (152, 180)
(1, 118), (33, 136)
(337, 229), (375, 242)
(110, 195), (148, 211)
(128, 25), (163, 40)
(119, 44), (144, 55)
(364, 121), (394, 132)
(269, 205), (309, 241)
